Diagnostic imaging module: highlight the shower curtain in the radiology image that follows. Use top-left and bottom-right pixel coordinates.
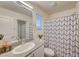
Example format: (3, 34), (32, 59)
(44, 13), (79, 57)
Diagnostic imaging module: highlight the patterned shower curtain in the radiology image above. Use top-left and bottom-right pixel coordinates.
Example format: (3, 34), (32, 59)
(44, 14), (79, 57)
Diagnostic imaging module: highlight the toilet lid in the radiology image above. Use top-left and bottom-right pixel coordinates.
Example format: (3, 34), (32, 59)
(44, 48), (55, 56)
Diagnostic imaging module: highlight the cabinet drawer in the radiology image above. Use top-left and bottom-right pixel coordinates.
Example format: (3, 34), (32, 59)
(33, 45), (44, 57)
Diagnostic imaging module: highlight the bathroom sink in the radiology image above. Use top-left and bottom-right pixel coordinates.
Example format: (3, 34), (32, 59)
(12, 42), (35, 54)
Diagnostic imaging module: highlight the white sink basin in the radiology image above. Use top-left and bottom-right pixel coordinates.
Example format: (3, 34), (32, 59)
(12, 42), (35, 54)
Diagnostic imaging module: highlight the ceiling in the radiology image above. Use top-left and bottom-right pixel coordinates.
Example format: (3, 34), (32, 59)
(0, 1), (32, 17)
(30, 1), (77, 15)
(0, 1), (77, 16)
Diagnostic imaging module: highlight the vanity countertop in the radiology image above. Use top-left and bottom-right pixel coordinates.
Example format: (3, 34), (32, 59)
(0, 39), (44, 57)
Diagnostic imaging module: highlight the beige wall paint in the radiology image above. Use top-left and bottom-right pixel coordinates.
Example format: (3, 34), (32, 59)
(47, 8), (76, 20)
(76, 2), (79, 13)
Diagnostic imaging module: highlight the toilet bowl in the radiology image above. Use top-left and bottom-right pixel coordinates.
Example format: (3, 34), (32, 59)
(44, 48), (55, 57)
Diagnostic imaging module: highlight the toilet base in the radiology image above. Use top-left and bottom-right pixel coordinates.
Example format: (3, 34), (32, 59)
(44, 48), (55, 57)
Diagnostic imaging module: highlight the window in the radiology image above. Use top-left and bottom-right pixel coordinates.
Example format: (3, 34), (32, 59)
(36, 14), (42, 31)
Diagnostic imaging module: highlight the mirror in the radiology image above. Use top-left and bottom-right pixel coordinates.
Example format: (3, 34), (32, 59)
(0, 1), (33, 42)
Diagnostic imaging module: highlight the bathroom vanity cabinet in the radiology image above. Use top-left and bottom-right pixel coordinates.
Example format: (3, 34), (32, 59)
(0, 40), (44, 57)
(27, 45), (44, 57)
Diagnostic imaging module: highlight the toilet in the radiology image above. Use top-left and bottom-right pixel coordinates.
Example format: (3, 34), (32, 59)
(44, 48), (55, 57)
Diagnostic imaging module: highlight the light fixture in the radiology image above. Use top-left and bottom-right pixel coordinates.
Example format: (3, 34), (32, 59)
(19, 1), (33, 9)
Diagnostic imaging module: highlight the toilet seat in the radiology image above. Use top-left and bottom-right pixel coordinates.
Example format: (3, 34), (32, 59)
(44, 48), (55, 57)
